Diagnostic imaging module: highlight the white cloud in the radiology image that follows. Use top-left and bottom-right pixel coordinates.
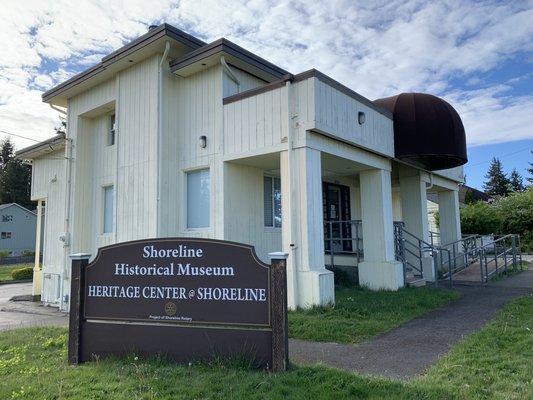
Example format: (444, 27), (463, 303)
(0, 0), (532, 150)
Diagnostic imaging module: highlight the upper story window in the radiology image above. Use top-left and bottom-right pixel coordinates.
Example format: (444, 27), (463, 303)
(108, 114), (116, 146)
(1, 215), (13, 222)
(1, 232), (12, 239)
(187, 169), (210, 228)
(103, 185), (114, 234)
(264, 176), (282, 228)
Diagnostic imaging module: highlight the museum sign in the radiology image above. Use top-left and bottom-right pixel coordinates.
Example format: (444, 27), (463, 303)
(68, 238), (288, 371)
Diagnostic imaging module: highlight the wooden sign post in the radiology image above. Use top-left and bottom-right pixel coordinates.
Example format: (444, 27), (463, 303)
(68, 239), (288, 371)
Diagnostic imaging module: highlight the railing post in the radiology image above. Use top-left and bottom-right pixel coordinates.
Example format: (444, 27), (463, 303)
(68, 253), (91, 365)
(355, 222), (360, 265)
(269, 252), (289, 373)
(432, 249), (438, 288)
(328, 222), (334, 268)
(479, 249), (484, 283)
(448, 250), (453, 288)
(511, 235), (517, 272)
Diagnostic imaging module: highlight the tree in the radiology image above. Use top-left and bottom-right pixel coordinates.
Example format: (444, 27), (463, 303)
(483, 157), (510, 197)
(509, 168), (525, 192)
(527, 162), (533, 186)
(0, 137), (34, 210)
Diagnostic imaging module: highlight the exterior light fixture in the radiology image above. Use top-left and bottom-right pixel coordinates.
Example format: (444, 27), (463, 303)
(199, 135), (207, 148)
(358, 111), (366, 125)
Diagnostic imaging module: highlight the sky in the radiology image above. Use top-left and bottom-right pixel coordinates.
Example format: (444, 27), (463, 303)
(0, 0), (532, 190)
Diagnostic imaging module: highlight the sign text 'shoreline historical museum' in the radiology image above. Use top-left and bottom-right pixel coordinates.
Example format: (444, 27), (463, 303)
(68, 238), (289, 371)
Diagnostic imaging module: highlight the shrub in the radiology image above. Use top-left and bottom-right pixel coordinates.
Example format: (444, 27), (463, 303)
(21, 250), (35, 257)
(460, 201), (502, 235)
(11, 267), (33, 280)
(0, 250), (11, 258)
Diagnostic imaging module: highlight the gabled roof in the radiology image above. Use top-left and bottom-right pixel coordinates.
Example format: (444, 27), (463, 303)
(16, 133), (66, 160)
(0, 203), (37, 216)
(42, 24), (206, 106)
(170, 38), (289, 82)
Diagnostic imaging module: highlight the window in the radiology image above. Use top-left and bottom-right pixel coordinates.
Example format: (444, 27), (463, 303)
(1, 215), (13, 222)
(103, 185), (114, 233)
(1, 232), (12, 239)
(264, 176), (282, 228)
(108, 114), (116, 146)
(187, 169), (210, 228)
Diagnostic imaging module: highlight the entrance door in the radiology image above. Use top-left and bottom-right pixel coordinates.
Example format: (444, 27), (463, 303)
(323, 183), (352, 252)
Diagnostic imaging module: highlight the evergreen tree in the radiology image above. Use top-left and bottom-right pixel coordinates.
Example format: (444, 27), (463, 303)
(527, 162), (533, 185)
(509, 168), (524, 192)
(0, 137), (34, 209)
(483, 157), (510, 197)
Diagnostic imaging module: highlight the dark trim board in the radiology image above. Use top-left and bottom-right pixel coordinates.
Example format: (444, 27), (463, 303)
(170, 38), (289, 79)
(42, 24), (206, 103)
(223, 69), (393, 119)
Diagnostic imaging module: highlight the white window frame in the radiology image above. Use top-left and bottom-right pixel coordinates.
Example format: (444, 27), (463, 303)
(185, 168), (211, 229)
(264, 175), (282, 229)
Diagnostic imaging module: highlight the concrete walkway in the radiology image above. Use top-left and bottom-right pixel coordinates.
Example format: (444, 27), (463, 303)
(290, 268), (532, 379)
(0, 282), (67, 331)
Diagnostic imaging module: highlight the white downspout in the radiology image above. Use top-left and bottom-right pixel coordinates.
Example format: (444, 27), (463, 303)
(50, 104), (67, 115)
(156, 41), (170, 237)
(62, 136), (73, 310)
(221, 56), (240, 89)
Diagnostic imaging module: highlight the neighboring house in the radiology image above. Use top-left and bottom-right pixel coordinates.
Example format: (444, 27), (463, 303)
(17, 23), (467, 311)
(0, 203), (37, 256)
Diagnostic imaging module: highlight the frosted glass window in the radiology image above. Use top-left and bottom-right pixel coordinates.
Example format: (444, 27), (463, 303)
(103, 185), (114, 233)
(108, 114), (116, 146)
(187, 169), (210, 228)
(264, 176), (281, 228)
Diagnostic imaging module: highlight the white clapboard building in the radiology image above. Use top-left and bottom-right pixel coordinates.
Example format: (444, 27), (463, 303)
(17, 24), (467, 310)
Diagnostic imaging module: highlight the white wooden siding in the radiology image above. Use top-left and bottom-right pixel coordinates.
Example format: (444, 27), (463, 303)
(223, 85), (288, 156)
(310, 78), (394, 157)
(222, 67), (266, 97)
(223, 162), (281, 262)
(30, 149), (67, 280)
(160, 64), (224, 238)
(115, 55), (159, 242)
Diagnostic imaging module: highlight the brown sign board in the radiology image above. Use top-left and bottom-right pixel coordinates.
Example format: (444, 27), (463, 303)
(68, 238), (288, 371)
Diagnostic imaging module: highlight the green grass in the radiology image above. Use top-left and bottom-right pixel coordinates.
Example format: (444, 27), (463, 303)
(0, 264), (33, 283)
(415, 295), (533, 399)
(289, 285), (460, 344)
(0, 296), (531, 399)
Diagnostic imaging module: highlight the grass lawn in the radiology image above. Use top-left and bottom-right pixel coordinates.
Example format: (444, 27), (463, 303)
(289, 285), (460, 344)
(0, 263), (33, 283)
(0, 296), (531, 399)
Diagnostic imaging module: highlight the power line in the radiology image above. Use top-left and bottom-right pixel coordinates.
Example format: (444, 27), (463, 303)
(464, 146), (532, 169)
(0, 129), (51, 144)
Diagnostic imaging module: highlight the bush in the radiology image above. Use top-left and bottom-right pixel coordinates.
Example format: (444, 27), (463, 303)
(21, 250), (35, 257)
(0, 250), (11, 258)
(460, 201), (502, 235)
(11, 267), (33, 280)
(460, 188), (533, 252)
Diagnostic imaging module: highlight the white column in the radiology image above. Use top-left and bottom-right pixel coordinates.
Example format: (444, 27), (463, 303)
(281, 148), (334, 308)
(399, 168), (434, 280)
(438, 189), (461, 246)
(32, 200), (43, 297)
(358, 168), (404, 290)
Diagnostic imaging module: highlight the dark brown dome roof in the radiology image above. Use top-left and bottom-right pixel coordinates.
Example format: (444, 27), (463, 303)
(374, 93), (467, 171)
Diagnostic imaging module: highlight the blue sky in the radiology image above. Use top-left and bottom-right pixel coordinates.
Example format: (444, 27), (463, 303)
(0, 0), (532, 189)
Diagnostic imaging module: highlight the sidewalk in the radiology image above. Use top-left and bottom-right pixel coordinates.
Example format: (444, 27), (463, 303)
(0, 282), (67, 331)
(289, 268), (532, 379)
